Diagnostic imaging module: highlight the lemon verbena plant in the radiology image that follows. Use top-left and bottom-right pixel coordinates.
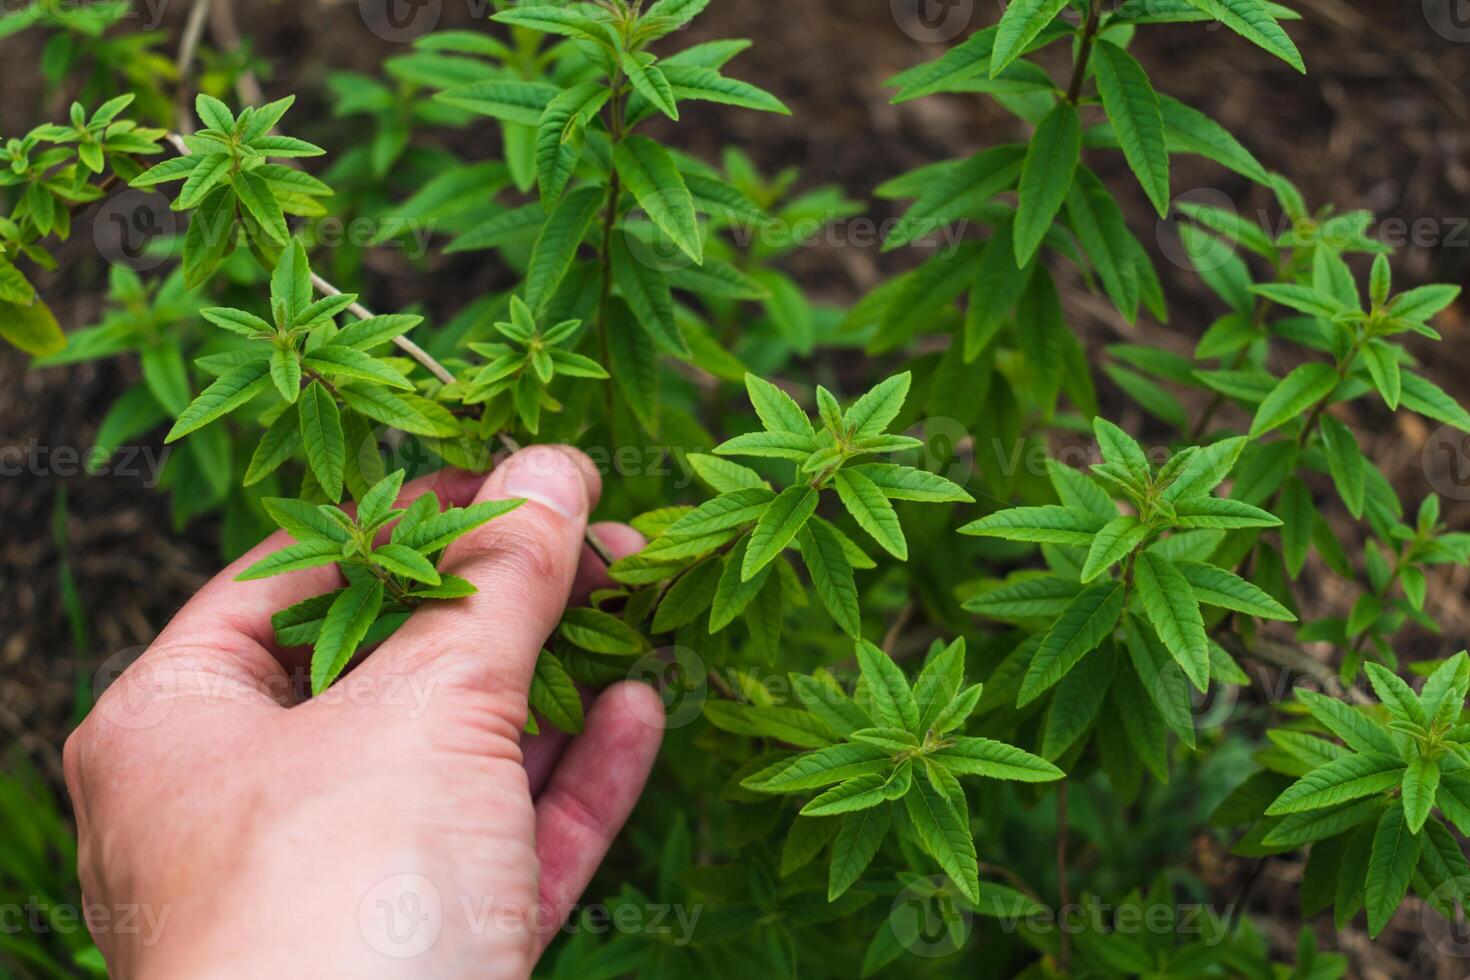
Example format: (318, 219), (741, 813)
(5, 0), (1469, 974)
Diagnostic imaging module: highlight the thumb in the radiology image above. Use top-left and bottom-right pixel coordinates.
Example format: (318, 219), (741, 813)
(360, 445), (600, 706)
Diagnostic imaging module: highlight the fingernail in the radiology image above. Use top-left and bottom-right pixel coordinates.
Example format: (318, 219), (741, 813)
(500, 447), (588, 519)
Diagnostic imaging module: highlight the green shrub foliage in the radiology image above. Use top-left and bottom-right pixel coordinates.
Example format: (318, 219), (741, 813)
(4, 0), (1468, 974)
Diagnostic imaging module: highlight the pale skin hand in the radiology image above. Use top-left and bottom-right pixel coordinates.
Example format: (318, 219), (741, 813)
(63, 446), (665, 979)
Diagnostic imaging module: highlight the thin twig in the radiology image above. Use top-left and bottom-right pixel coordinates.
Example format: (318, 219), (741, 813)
(173, 0), (213, 137)
(1064, 0), (1103, 106)
(207, 0), (264, 106)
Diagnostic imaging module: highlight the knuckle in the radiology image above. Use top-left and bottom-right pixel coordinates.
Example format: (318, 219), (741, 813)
(454, 510), (574, 586)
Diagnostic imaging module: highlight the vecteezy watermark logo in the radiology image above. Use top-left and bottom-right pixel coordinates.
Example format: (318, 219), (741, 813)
(92, 189), (175, 272)
(359, 874), (443, 959)
(92, 646), (178, 732)
(626, 646), (707, 730)
(1424, 0), (1470, 41)
(1422, 876), (1470, 957)
(1424, 423), (1470, 501)
(890, 0), (977, 43)
(890, 875), (974, 958)
(360, 0), (443, 42)
(623, 197), (708, 276)
(1156, 187), (1238, 274)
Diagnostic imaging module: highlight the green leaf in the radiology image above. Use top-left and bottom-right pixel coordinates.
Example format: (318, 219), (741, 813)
(611, 231), (687, 355)
(1080, 516), (1148, 582)
(688, 453), (765, 493)
(843, 373), (911, 439)
(395, 499), (522, 553)
(665, 489), (776, 539)
(1066, 168), (1141, 321)
(1018, 581), (1125, 706)
(1249, 362), (1340, 438)
(1364, 663), (1428, 727)
(1014, 102), (1080, 266)
(1296, 689), (1398, 757)
(1093, 417), (1151, 478)
(524, 185), (602, 312)
(535, 83), (606, 207)
(743, 744), (889, 792)
(307, 344), (415, 389)
(335, 314), (423, 352)
(1390, 285), (1461, 324)
(165, 359), (271, 443)
(802, 774), (891, 817)
(1403, 755), (1440, 835)
(1266, 753), (1407, 815)
(1041, 644), (1117, 760)
(845, 463), (972, 503)
(828, 805), (891, 900)
(1171, 496), (1282, 529)
(195, 93), (234, 131)
(888, 28), (996, 103)
(799, 520), (862, 638)
(651, 559), (722, 633)
(1400, 372), (1470, 433)
(1158, 94), (1269, 184)
(964, 576), (1081, 619)
(743, 486), (818, 580)
(710, 537), (773, 631)
(855, 640), (919, 732)
(990, 0), (1069, 76)
(1160, 436), (1246, 502)
(268, 347), (301, 403)
(0, 297), (63, 357)
(614, 135), (703, 266)
(231, 169), (289, 245)
(660, 64), (789, 115)
(559, 607), (648, 656)
(1133, 552), (1210, 692)
(176, 152), (232, 209)
(1184, 0), (1304, 72)
(182, 187), (237, 289)
(236, 539), (344, 581)
(1092, 41), (1170, 217)
(299, 382), (346, 502)
(372, 544), (441, 586)
(834, 470), (907, 560)
(903, 776), (980, 904)
(312, 580), (384, 695)
(1361, 341), (1401, 410)
(744, 373), (814, 436)
(960, 505), (1109, 547)
(621, 52), (679, 120)
(1174, 561), (1296, 620)
(932, 736), (1064, 782)
(1318, 415), (1365, 518)
(531, 652), (584, 734)
(338, 387), (460, 438)
(434, 79), (558, 124)
(884, 147), (1024, 251)
(490, 4), (615, 42)
(1365, 801), (1420, 937)
(604, 298), (660, 436)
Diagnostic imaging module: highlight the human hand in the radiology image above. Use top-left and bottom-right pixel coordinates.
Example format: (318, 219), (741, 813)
(63, 446), (665, 979)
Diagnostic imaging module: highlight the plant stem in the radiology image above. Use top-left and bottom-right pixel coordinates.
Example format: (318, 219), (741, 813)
(595, 73), (627, 416)
(1065, 0), (1103, 106)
